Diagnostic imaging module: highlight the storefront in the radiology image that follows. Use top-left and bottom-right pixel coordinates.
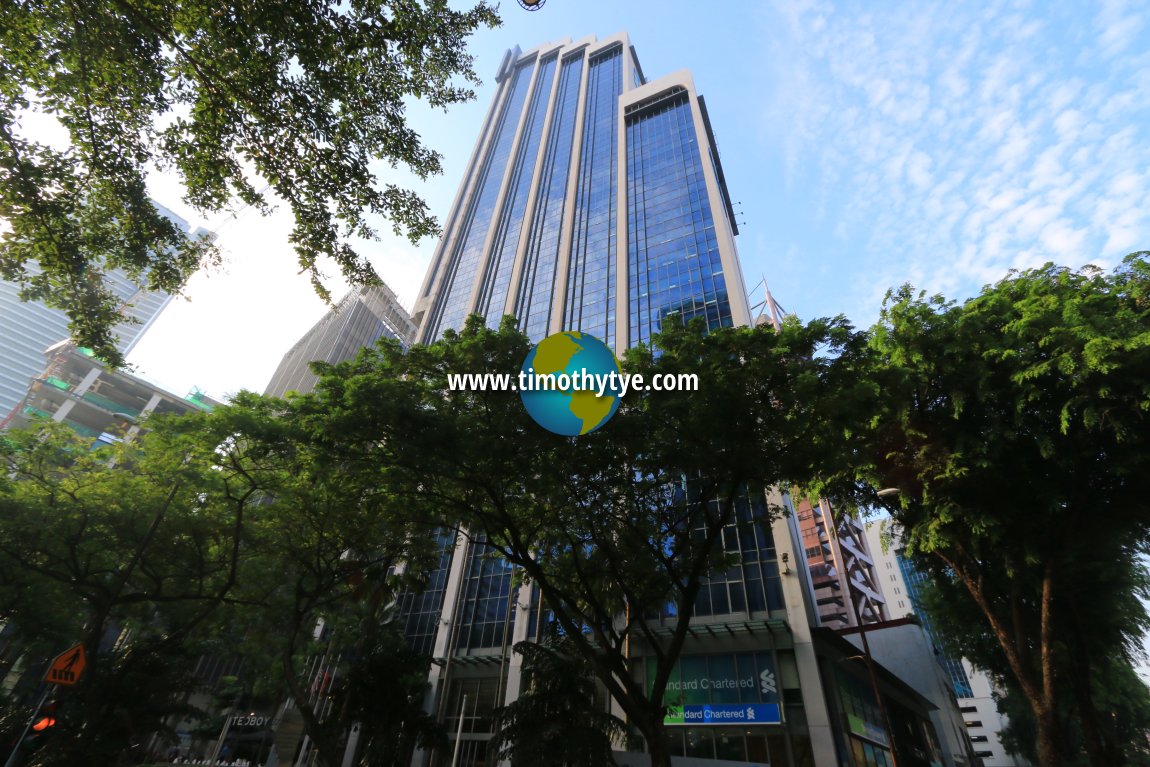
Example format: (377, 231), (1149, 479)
(635, 647), (815, 766)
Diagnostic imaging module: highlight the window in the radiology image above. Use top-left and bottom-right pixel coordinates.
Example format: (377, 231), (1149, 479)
(965, 720), (983, 728)
(970, 735), (989, 743)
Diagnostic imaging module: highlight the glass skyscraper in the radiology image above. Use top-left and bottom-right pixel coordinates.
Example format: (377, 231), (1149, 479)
(263, 282), (416, 398)
(408, 35), (939, 767)
(0, 202), (188, 427)
(412, 34), (751, 349)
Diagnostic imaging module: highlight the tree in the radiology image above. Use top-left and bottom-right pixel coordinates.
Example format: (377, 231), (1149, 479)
(828, 253), (1150, 767)
(919, 555), (1150, 767)
(334, 627), (446, 767)
(181, 394), (441, 767)
(274, 314), (868, 767)
(0, 418), (255, 765)
(491, 636), (631, 767)
(0, 0), (499, 365)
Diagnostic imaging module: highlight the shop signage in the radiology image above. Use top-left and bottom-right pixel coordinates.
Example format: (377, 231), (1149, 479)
(666, 703), (781, 725)
(654, 652), (781, 727)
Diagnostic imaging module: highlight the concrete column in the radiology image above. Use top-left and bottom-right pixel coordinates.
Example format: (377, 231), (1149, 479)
(769, 490), (840, 767)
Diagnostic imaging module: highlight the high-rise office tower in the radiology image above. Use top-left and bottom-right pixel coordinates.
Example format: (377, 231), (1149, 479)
(264, 282), (416, 397)
(407, 35), (945, 767)
(0, 202), (189, 427)
(411, 34), (749, 347)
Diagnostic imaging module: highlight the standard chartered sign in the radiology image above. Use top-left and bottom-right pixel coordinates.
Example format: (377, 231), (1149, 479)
(651, 652), (783, 726)
(666, 703), (781, 725)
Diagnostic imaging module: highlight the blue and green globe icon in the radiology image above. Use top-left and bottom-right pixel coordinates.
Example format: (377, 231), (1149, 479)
(520, 332), (622, 436)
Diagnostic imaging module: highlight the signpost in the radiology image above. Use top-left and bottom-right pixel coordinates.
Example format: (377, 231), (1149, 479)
(45, 644), (86, 686)
(3, 643), (88, 767)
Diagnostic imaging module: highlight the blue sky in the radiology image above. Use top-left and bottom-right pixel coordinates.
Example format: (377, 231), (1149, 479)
(129, 0), (1150, 398)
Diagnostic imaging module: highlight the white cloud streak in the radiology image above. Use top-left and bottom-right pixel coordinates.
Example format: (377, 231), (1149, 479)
(757, 0), (1150, 321)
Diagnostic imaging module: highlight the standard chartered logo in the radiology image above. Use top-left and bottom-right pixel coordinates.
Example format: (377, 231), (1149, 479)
(760, 669), (777, 695)
(519, 331), (623, 436)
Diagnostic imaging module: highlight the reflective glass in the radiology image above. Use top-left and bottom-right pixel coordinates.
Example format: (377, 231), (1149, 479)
(476, 54), (558, 326)
(625, 93), (732, 347)
(515, 53), (584, 341)
(427, 59), (536, 338)
(565, 45), (623, 349)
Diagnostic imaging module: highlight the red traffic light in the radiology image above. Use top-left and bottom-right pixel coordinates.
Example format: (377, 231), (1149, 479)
(31, 716), (56, 732)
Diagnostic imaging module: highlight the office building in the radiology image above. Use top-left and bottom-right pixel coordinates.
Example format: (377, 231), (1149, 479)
(865, 522), (1032, 767)
(264, 282), (416, 397)
(794, 497), (888, 629)
(4, 339), (219, 444)
(406, 34), (946, 767)
(0, 203), (193, 427)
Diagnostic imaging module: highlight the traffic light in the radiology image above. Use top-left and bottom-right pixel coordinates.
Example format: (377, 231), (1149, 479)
(24, 699), (59, 750)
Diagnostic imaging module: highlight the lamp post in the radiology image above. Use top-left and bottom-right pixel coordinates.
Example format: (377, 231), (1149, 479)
(826, 497), (900, 767)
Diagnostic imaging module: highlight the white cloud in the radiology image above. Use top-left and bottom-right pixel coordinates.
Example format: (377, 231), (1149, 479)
(757, 0), (1150, 323)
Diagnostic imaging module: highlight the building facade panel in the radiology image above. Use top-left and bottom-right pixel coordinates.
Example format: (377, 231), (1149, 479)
(425, 59), (537, 340)
(408, 34), (941, 767)
(514, 53), (586, 342)
(263, 283), (415, 398)
(0, 203), (187, 426)
(625, 89), (732, 347)
(563, 44), (623, 349)
(475, 53), (558, 326)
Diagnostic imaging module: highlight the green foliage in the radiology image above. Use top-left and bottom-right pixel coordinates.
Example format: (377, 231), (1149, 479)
(0, 0), (499, 365)
(919, 549), (1150, 767)
(491, 636), (631, 767)
(175, 393), (441, 767)
(0, 418), (252, 764)
(828, 253), (1150, 767)
(270, 313), (867, 766)
(334, 627), (446, 766)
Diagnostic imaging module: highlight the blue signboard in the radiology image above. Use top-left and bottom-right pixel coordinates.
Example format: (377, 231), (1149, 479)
(654, 652), (782, 727)
(666, 703), (781, 726)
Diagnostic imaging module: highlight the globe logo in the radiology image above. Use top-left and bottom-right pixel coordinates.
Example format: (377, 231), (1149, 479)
(520, 332), (622, 436)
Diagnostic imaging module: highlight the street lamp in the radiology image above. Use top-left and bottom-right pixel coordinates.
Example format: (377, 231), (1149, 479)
(516, 0), (546, 9)
(825, 498), (901, 767)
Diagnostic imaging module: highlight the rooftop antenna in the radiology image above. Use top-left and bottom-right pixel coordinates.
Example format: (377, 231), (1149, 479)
(747, 274), (788, 330)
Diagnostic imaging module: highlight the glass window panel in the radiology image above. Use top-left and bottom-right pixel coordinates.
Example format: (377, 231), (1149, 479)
(685, 729), (714, 759)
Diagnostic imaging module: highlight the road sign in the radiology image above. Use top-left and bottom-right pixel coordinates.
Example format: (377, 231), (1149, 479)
(45, 644), (86, 686)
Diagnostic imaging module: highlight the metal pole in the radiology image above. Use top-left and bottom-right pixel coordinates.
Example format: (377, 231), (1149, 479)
(827, 501), (900, 767)
(856, 626), (900, 767)
(207, 696), (240, 765)
(3, 687), (51, 767)
(448, 694), (468, 767)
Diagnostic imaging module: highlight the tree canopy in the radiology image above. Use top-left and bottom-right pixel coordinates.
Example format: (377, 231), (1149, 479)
(263, 314), (868, 767)
(827, 253), (1150, 767)
(0, 0), (499, 365)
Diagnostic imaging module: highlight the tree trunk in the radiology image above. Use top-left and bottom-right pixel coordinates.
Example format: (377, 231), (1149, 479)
(281, 648), (339, 767)
(1069, 597), (1122, 767)
(1034, 705), (1063, 767)
(1032, 561), (1065, 767)
(942, 552), (1074, 767)
(640, 716), (673, 767)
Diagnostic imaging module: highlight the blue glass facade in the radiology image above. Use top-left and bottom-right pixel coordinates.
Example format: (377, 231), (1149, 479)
(397, 530), (458, 656)
(896, 554), (974, 698)
(476, 54), (557, 327)
(515, 54), (584, 342)
(453, 537), (518, 651)
(409, 38), (782, 766)
(426, 59), (535, 339)
(626, 91), (732, 347)
(650, 488), (785, 622)
(564, 45), (623, 349)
